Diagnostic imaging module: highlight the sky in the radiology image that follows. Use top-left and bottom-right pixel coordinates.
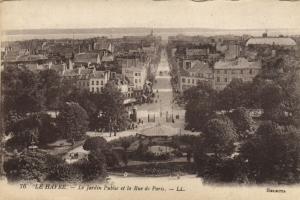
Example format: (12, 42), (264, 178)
(1, 0), (300, 30)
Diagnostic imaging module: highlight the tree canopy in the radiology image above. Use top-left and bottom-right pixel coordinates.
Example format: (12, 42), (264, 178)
(57, 102), (89, 141)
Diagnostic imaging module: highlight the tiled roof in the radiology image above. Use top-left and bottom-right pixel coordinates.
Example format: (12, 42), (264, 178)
(80, 68), (94, 75)
(188, 61), (210, 73)
(63, 69), (80, 76)
(50, 64), (65, 74)
(94, 40), (111, 51)
(246, 37), (296, 46)
(179, 67), (189, 76)
(74, 53), (99, 63)
(214, 58), (261, 70)
(91, 71), (105, 79)
(4, 53), (48, 62)
(124, 66), (144, 72)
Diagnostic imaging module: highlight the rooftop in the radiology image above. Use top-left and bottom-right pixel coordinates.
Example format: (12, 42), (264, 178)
(74, 53), (99, 63)
(214, 58), (261, 70)
(246, 37), (296, 46)
(91, 70), (105, 79)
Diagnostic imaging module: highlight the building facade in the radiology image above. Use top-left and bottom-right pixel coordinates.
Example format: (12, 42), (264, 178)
(213, 58), (261, 91)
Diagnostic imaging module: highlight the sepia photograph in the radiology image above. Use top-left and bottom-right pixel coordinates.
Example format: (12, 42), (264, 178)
(0, 0), (300, 200)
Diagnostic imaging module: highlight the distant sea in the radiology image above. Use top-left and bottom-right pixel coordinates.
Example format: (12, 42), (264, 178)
(2, 28), (300, 42)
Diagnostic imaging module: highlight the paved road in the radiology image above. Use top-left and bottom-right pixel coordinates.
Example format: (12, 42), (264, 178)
(136, 50), (183, 121)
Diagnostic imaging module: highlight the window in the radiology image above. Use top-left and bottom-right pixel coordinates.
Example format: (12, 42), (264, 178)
(186, 62), (191, 69)
(96, 81), (99, 85)
(216, 70), (220, 74)
(224, 70), (227, 74)
(92, 87), (94, 92)
(92, 80), (94, 85)
(249, 69), (253, 74)
(96, 88), (99, 93)
(240, 69), (243, 74)
(192, 79), (194, 84)
(224, 78), (227, 82)
(188, 79), (190, 84)
(182, 78), (186, 83)
(217, 77), (220, 82)
(135, 79), (138, 83)
(101, 80), (103, 85)
(139, 79), (141, 83)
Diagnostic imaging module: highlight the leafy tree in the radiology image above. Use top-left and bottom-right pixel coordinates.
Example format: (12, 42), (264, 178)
(37, 69), (61, 110)
(5, 113), (59, 151)
(202, 116), (238, 157)
(184, 81), (217, 131)
(260, 81), (283, 115)
(228, 107), (254, 139)
(57, 102), (89, 141)
(83, 150), (107, 181)
(65, 89), (98, 130)
(2, 67), (44, 115)
(47, 162), (83, 183)
(240, 121), (300, 183)
(217, 79), (253, 110)
(3, 150), (58, 182)
(100, 82), (130, 134)
(83, 136), (110, 152)
(83, 136), (119, 168)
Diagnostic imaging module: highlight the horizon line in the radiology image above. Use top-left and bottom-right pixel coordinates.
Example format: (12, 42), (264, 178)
(4, 27), (300, 32)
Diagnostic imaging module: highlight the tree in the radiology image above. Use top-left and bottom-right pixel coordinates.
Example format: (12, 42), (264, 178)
(83, 136), (119, 168)
(65, 89), (98, 130)
(83, 136), (110, 152)
(193, 116), (239, 182)
(3, 150), (58, 182)
(5, 113), (59, 151)
(100, 82), (130, 134)
(83, 150), (107, 181)
(217, 79), (253, 111)
(228, 107), (254, 139)
(37, 69), (61, 110)
(184, 81), (217, 131)
(57, 102), (89, 141)
(240, 121), (300, 183)
(203, 116), (238, 157)
(2, 67), (44, 116)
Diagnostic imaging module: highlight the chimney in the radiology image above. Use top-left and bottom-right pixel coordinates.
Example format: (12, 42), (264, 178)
(62, 63), (66, 75)
(48, 61), (53, 70)
(69, 59), (73, 70)
(78, 66), (83, 75)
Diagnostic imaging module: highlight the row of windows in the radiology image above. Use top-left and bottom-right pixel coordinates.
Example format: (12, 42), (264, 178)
(182, 77), (201, 85)
(134, 79), (142, 84)
(77, 81), (89, 87)
(215, 69), (255, 75)
(135, 72), (141, 76)
(91, 80), (104, 85)
(215, 77), (253, 83)
(91, 87), (104, 93)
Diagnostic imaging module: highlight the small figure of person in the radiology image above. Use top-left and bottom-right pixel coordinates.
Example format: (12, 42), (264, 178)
(176, 173), (180, 179)
(123, 172), (128, 177)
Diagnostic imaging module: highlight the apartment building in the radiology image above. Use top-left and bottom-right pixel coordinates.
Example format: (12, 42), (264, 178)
(213, 58), (261, 91)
